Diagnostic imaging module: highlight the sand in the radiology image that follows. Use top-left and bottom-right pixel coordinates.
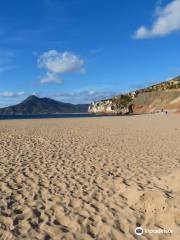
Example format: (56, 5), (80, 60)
(0, 114), (180, 240)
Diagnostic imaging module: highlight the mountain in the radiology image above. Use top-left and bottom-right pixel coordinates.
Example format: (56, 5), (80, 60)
(0, 95), (89, 115)
(89, 76), (180, 114)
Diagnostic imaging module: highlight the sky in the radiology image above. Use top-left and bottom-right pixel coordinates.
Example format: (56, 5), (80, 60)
(0, 0), (180, 107)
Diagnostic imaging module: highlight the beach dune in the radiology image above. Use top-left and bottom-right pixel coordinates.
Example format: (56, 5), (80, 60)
(0, 115), (180, 239)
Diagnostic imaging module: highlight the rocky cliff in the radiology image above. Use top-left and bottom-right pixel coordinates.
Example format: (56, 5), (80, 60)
(88, 94), (134, 115)
(89, 76), (180, 114)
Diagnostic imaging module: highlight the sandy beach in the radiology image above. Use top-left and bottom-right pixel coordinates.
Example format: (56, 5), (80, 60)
(0, 114), (180, 240)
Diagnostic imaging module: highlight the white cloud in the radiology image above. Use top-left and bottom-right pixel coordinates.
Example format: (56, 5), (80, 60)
(38, 50), (85, 84)
(40, 72), (64, 84)
(38, 50), (85, 74)
(134, 0), (180, 39)
(0, 91), (25, 97)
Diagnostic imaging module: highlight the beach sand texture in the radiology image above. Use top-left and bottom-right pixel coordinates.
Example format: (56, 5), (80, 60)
(0, 115), (180, 240)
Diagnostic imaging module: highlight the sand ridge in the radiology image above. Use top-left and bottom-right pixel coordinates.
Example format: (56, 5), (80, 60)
(0, 115), (180, 239)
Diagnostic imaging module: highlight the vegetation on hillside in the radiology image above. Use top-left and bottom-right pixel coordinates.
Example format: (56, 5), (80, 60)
(112, 95), (133, 109)
(136, 76), (180, 93)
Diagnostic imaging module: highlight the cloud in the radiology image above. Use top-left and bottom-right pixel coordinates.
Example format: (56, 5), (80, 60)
(40, 72), (64, 84)
(0, 91), (25, 97)
(38, 50), (85, 84)
(51, 90), (117, 104)
(134, 0), (180, 39)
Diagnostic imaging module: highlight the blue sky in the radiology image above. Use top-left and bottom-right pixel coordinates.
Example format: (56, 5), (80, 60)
(0, 0), (180, 107)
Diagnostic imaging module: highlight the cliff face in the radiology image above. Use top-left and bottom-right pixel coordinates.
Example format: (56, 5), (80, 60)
(88, 99), (114, 114)
(89, 76), (180, 114)
(88, 94), (134, 115)
(133, 90), (180, 113)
